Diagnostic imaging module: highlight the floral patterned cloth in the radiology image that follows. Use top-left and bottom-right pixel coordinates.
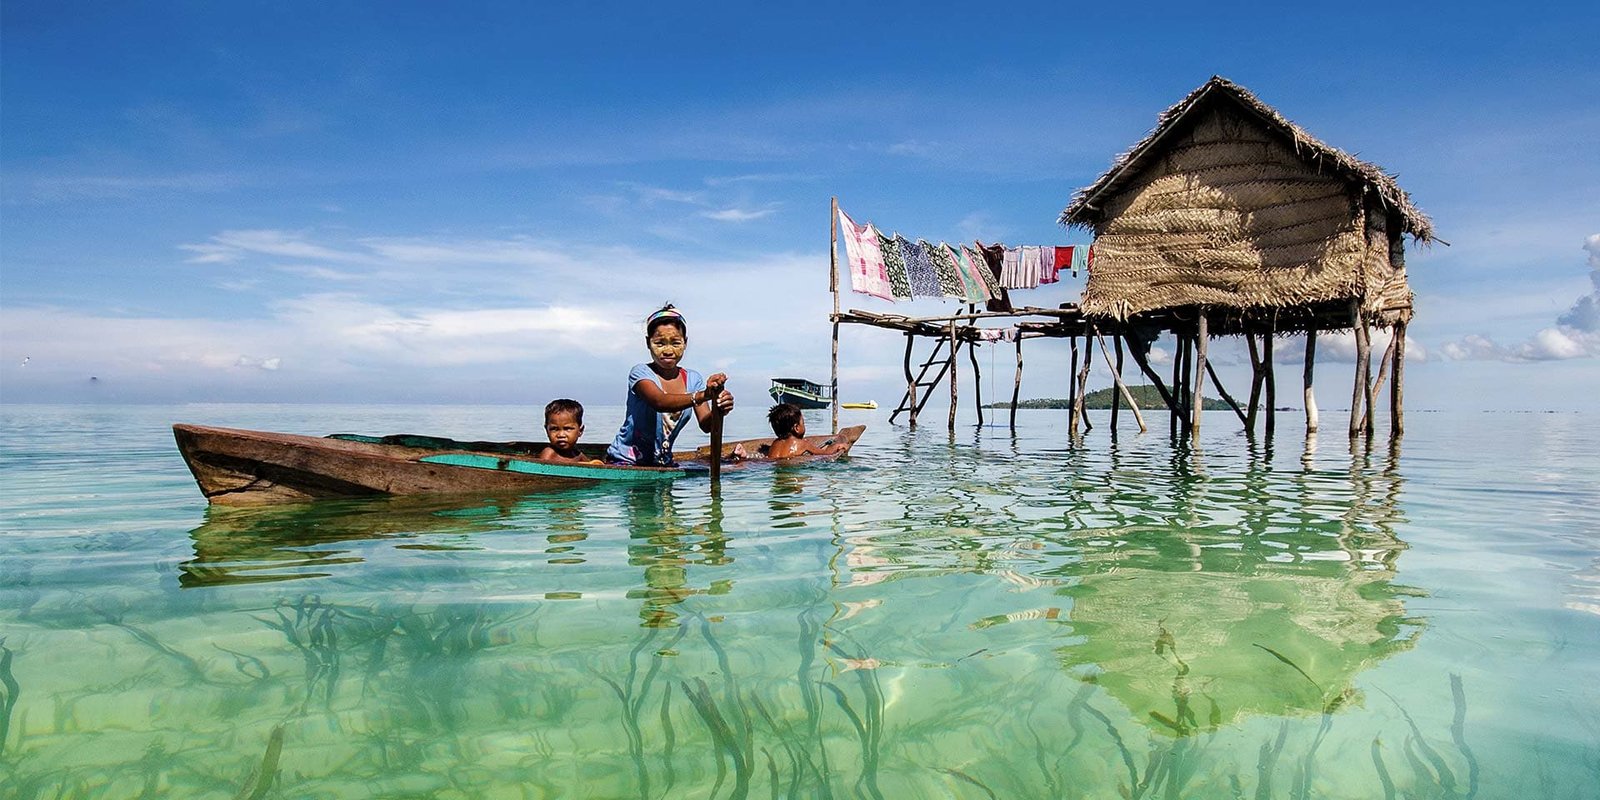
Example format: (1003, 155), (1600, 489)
(897, 235), (941, 298)
(875, 230), (913, 300)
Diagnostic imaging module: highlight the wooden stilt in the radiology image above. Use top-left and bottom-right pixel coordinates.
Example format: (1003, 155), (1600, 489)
(1349, 301), (1368, 439)
(1263, 323), (1276, 439)
(830, 197), (840, 434)
(1170, 333), (1184, 439)
(1203, 360), (1248, 427)
(1010, 335), (1022, 431)
(1073, 333), (1094, 436)
(1390, 321), (1407, 438)
(1112, 334), (1125, 431)
(1069, 336), (1081, 436)
(1366, 330), (1397, 439)
(903, 332), (918, 428)
(1095, 327), (1146, 433)
(1191, 310), (1208, 446)
(1179, 332), (1194, 438)
(968, 328), (983, 427)
(1303, 329), (1319, 434)
(1246, 332), (1262, 435)
(948, 320), (958, 432)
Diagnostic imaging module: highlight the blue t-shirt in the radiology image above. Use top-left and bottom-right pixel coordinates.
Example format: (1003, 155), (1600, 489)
(606, 363), (707, 466)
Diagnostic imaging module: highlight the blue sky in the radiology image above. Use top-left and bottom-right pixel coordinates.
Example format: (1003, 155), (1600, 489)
(2, 1), (1597, 410)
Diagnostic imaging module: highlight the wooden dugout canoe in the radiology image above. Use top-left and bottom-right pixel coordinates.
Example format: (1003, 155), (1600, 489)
(172, 423), (866, 506)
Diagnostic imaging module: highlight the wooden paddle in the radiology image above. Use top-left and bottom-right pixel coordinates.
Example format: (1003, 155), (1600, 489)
(705, 382), (725, 482)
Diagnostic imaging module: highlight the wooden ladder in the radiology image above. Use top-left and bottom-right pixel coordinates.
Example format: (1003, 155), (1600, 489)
(890, 334), (966, 424)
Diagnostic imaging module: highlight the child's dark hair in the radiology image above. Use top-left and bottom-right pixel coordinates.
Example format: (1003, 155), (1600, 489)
(646, 304), (688, 338)
(767, 403), (803, 437)
(544, 398), (584, 424)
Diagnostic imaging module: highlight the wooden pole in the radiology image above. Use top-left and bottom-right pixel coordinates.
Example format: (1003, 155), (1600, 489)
(948, 320), (958, 432)
(903, 332), (917, 428)
(1203, 360), (1248, 427)
(1349, 302), (1369, 439)
(1263, 324), (1276, 439)
(1073, 334), (1093, 436)
(1390, 321), (1407, 438)
(968, 328), (984, 426)
(1112, 333), (1125, 431)
(830, 197), (840, 434)
(1095, 328), (1146, 433)
(1179, 332), (1194, 439)
(1366, 330), (1396, 440)
(707, 383), (724, 484)
(1170, 333), (1184, 438)
(1010, 335), (1023, 431)
(1303, 329), (1319, 434)
(1069, 336), (1081, 436)
(1245, 332), (1262, 435)
(1191, 310), (1208, 446)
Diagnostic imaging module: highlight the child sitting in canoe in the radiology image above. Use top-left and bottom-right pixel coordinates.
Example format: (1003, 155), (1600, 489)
(605, 304), (736, 466)
(764, 403), (846, 459)
(539, 399), (601, 463)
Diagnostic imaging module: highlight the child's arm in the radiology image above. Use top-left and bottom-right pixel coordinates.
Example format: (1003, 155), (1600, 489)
(536, 446), (559, 461)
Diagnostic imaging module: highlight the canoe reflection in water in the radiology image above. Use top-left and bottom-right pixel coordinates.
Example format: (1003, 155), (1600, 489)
(180, 493), (564, 588)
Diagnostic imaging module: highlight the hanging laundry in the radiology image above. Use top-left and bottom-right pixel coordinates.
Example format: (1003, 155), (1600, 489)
(1041, 246), (1060, 284)
(1071, 244), (1090, 276)
(977, 242), (1013, 312)
(952, 245), (994, 303)
(1000, 247), (1022, 289)
(963, 246), (999, 301)
(875, 230), (913, 300)
(925, 240), (965, 299)
(837, 209), (893, 301)
(897, 235), (942, 298)
(1053, 245), (1073, 280)
(978, 327), (1006, 342)
(1020, 246), (1045, 289)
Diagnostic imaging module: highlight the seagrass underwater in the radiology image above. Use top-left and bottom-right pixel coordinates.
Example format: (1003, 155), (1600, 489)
(0, 403), (1596, 798)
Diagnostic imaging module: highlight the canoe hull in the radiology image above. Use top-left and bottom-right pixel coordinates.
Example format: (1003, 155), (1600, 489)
(173, 423), (868, 505)
(173, 425), (624, 505)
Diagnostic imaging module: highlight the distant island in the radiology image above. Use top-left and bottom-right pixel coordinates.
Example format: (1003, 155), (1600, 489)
(985, 385), (1231, 411)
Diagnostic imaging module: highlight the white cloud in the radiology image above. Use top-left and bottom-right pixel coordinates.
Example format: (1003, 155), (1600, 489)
(1440, 233), (1600, 361)
(182, 229), (366, 264)
(701, 207), (778, 222)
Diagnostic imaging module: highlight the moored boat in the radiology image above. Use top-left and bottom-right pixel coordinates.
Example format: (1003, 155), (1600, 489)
(173, 423), (865, 505)
(768, 377), (832, 409)
(841, 401), (877, 410)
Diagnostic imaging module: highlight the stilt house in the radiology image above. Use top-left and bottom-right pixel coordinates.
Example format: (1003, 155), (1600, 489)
(1059, 76), (1433, 437)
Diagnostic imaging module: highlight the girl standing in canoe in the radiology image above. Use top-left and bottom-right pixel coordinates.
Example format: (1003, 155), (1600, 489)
(606, 305), (735, 466)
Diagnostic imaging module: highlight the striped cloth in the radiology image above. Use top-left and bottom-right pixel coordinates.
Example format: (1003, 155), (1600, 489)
(875, 230), (913, 300)
(837, 209), (893, 300)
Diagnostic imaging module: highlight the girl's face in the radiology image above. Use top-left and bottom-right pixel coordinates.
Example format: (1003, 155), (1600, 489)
(647, 324), (687, 370)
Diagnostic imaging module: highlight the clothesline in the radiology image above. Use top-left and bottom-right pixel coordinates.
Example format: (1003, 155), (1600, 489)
(836, 206), (1092, 304)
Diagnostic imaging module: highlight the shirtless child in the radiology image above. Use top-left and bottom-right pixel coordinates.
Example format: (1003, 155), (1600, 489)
(764, 403), (845, 459)
(538, 399), (600, 463)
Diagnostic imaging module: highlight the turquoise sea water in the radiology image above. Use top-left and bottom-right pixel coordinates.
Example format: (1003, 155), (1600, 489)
(0, 403), (1596, 799)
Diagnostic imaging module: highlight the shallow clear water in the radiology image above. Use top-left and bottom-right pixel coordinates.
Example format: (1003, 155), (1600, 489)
(0, 404), (1596, 799)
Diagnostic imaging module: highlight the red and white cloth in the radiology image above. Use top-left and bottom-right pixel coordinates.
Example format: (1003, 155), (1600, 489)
(838, 209), (893, 301)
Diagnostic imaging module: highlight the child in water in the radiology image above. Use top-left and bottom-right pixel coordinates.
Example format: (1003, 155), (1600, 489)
(765, 402), (846, 459)
(605, 305), (736, 466)
(538, 399), (601, 463)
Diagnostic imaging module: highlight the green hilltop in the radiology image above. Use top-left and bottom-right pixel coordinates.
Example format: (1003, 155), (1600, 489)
(985, 385), (1230, 411)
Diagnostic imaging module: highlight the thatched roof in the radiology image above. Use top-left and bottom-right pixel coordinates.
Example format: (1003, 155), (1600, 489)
(1061, 76), (1433, 242)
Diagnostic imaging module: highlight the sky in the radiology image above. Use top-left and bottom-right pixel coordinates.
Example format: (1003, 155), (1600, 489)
(2, 1), (1597, 411)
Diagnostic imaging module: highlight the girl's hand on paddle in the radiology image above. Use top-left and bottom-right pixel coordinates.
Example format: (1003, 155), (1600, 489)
(705, 373), (734, 415)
